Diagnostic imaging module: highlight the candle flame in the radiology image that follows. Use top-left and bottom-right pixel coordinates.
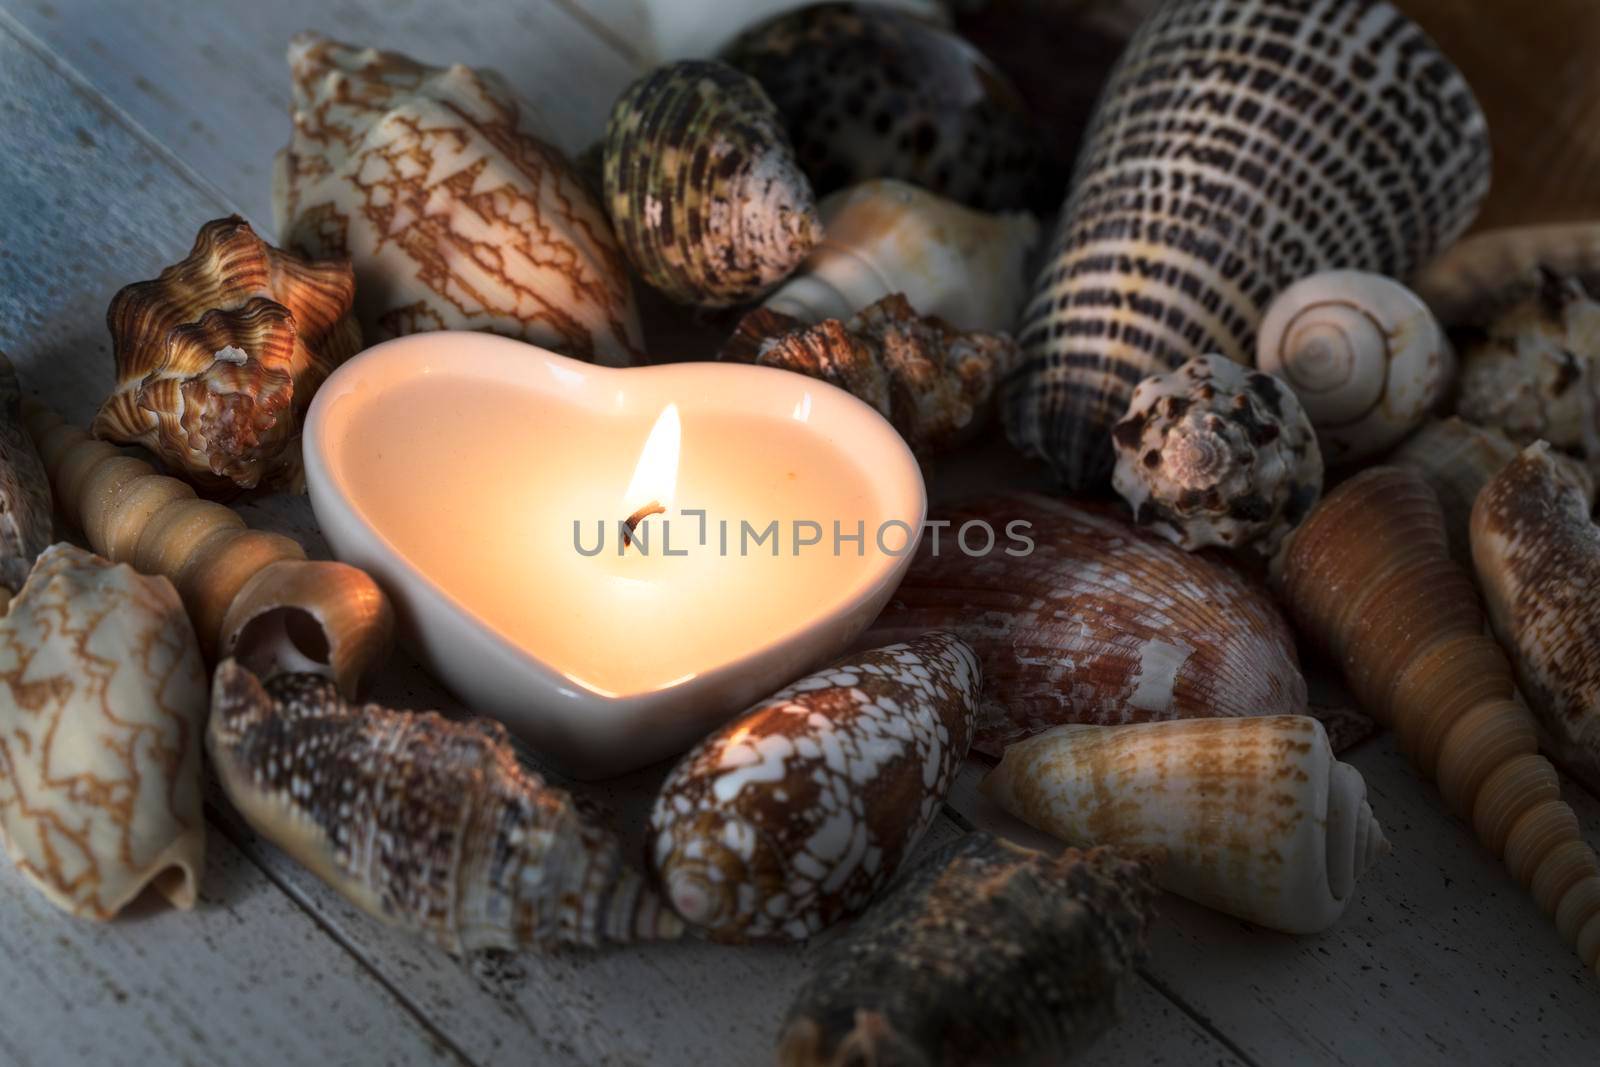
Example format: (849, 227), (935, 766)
(624, 403), (681, 510)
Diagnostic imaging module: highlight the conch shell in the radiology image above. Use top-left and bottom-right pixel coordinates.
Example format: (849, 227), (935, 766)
(721, 294), (1021, 455)
(92, 216), (360, 493)
(1256, 270), (1454, 466)
(0, 352), (50, 596)
(24, 401), (392, 695)
(1414, 223), (1600, 327)
(1005, 0), (1490, 490)
(272, 33), (643, 365)
(778, 832), (1155, 1067)
(984, 716), (1388, 934)
(650, 631), (979, 942)
(210, 661), (682, 952)
(1281, 465), (1600, 974)
(0, 544), (206, 918)
(762, 179), (1039, 332)
(1111, 354), (1322, 556)
(603, 60), (819, 307)
(864, 493), (1309, 757)
(1473, 443), (1600, 795)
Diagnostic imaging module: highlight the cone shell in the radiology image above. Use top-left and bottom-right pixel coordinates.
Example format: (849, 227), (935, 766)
(0, 544), (206, 918)
(720, 3), (1041, 211)
(985, 716), (1388, 934)
(1111, 354), (1322, 556)
(778, 832), (1155, 1067)
(273, 33), (642, 365)
(92, 216), (360, 493)
(650, 631), (979, 942)
(0, 352), (50, 593)
(1006, 0), (1490, 491)
(209, 661), (682, 953)
(1473, 443), (1600, 795)
(865, 493), (1308, 757)
(1415, 223), (1600, 327)
(762, 179), (1039, 332)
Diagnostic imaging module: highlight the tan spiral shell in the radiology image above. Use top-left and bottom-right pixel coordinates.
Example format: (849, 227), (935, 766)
(1414, 224), (1600, 326)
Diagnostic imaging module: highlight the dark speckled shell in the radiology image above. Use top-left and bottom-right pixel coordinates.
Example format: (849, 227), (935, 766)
(721, 3), (1040, 212)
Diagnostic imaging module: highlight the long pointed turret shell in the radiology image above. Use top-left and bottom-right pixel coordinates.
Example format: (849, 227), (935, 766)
(1414, 224), (1600, 327)
(1281, 465), (1600, 974)
(1006, 0), (1490, 490)
(650, 631), (979, 942)
(864, 493), (1308, 756)
(985, 716), (1388, 934)
(0, 544), (206, 918)
(0, 352), (50, 595)
(210, 661), (681, 952)
(778, 833), (1155, 1067)
(273, 33), (642, 365)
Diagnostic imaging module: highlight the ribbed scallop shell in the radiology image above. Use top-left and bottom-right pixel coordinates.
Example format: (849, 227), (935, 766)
(778, 833), (1154, 1067)
(1473, 443), (1600, 795)
(273, 33), (642, 364)
(93, 216), (359, 493)
(864, 493), (1308, 757)
(1005, 0), (1490, 491)
(603, 60), (818, 307)
(985, 716), (1388, 934)
(1415, 223), (1600, 327)
(650, 631), (979, 942)
(0, 352), (50, 594)
(209, 661), (681, 953)
(720, 3), (1041, 211)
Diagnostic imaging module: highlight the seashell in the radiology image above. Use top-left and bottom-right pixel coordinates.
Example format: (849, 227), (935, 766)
(1280, 465), (1600, 974)
(0, 352), (51, 594)
(209, 661), (681, 952)
(762, 179), (1039, 333)
(92, 216), (360, 494)
(984, 716), (1389, 934)
(1111, 354), (1322, 557)
(272, 33), (643, 365)
(603, 60), (820, 307)
(720, 3), (1040, 211)
(628, 0), (943, 64)
(650, 631), (978, 942)
(1256, 270), (1455, 466)
(1473, 443), (1600, 795)
(0, 544), (206, 918)
(1414, 223), (1600, 327)
(721, 293), (1022, 455)
(1005, 0), (1491, 491)
(1455, 271), (1600, 470)
(864, 493), (1308, 757)
(778, 832), (1155, 1066)
(22, 400), (392, 694)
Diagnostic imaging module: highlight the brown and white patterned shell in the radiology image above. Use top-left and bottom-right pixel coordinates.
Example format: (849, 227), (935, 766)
(1415, 223), (1600, 327)
(1111, 354), (1322, 556)
(272, 33), (643, 365)
(649, 631), (979, 942)
(722, 293), (1021, 455)
(778, 832), (1155, 1067)
(92, 216), (360, 493)
(1005, 0), (1490, 491)
(0, 544), (206, 919)
(1473, 443), (1600, 795)
(209, 661), (681, 953)
(0, 352), (50, 596)
(865, 494), (1308, 757)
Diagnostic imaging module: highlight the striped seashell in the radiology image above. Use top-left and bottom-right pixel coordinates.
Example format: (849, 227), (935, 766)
(273, 33), (643, 365)
(649, 631), (979, 942)
(1005, 0), (1491, 491)
(864, 493), (1308, 757)
(93, 216), (360, 494)
(0, 352), (50, 598)
(210, 661), (682, 953)
(603, 60), (820, 307)
(778, 833), (1155, 1066)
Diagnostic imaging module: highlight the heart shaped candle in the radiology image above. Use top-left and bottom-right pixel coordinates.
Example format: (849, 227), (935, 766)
(304, 333), (925, 777)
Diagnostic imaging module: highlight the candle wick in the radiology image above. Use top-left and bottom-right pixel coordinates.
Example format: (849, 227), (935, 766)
(621, 501), (666, 551)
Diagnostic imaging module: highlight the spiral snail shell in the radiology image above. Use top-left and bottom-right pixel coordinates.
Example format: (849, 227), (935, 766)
(1257, 270), (1454, 466)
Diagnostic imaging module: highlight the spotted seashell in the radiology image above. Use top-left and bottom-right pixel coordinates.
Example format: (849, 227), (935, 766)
(273, 33), (643, 365)
(603, 60), (820, 307)
(865, 493), (1308, 757)
(778, 832), (1155, 1067)
(209, 661), (682, 953)
(1111, 354), (1321, 556)
(0, 352), (50, 596)
(649, 630), (979, 942)
(1005, 0), (1491, 491)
